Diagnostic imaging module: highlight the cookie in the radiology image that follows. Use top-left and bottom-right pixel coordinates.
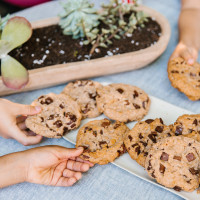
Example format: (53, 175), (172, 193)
(172, 114), (200, 136)
(145, 136), (200, 192)
(25, 93), (82, 138)
(124, 118), (173, 167)
(168, 57), (200, 101)
(62, 80), (103, 118)
(76, 118), (129, 165)
(96, 83), (150, 122)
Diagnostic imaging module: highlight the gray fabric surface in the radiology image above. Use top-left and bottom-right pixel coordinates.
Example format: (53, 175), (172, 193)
(0, 0), (198, 199)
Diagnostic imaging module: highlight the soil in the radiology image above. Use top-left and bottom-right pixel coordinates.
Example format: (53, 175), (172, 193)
(8, 17), (161, 71)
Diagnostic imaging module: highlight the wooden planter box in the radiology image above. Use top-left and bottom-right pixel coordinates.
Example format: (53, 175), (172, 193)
(0, 5), (171, 96)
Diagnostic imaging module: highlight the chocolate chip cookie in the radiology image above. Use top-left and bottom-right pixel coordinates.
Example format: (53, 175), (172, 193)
(145, 136), (200, 192)
(168, 57), (200, 101)
(76, 118), (129, 165)
(124, 118), (173, 167)
(96, 83), (150, 122)
(62, 80), (103, 118)
(25, 93), (82, 138)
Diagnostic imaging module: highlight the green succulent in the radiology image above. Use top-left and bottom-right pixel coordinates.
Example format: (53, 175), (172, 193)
(59, 0), (100, 39)
(0, 16), (32, 89)
(0, 14), (10, 38)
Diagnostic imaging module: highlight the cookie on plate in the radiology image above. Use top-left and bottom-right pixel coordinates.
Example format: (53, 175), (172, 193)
(96, 83), (150, 122)
(62, 80), (103, 118)
(25, 93), (82, 138)
(168, 57), (200, 101)
(145, 136), (200, 192)
(124, 118), (173, 167)
(76, 118), (129, 165)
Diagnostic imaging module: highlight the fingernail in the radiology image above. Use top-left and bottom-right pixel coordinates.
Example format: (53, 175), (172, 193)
(77, 147), (83, 150)
(35, 106), (41, 112)
(188, 59), (194, 65)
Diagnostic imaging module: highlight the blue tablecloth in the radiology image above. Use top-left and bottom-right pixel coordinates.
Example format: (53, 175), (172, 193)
(0, 0), (199, 199)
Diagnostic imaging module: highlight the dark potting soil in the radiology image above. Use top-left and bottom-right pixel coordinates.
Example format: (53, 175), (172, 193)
(9, 17), (161, 71)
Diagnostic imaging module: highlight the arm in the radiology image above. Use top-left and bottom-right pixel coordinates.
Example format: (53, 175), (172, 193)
(0, 146), (93, 188)
(170, 0), (200, 64)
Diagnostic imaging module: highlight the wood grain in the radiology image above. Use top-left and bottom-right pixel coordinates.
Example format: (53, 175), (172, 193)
(0, 5), (171, 96)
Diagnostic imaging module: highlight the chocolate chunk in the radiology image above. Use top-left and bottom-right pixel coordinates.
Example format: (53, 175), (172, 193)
(147, 160), (152, 170)
(53, 120), (63, 128)
(132, 143), (138, 148)
(144, 152), (148, 156)
(139, 133), (143, 139)
(173, 156), (181, 161)
(59, 103), (64, 109)
(100, 130), (103, 135)
(159, 164), (165, 173)
(140, 141), (147, 147)
(175, 126), (183, 136)
(155, 126), (164, 133)
(117, 88), (124, 94)
(41, 97), (53, 105)
(38, 95), (44, 100)
(93, 131), (97, 137)
(82, 107), (90, 114)
(190, 72), (196, 77)
(114, 123), (120, 129)
(89, 93), (97, 100)
(40, 117), (44, 122)
(117, 144), (126, 156)
(70, 124), (76, 129)
(57, 133), (62, 136)
(151, 171), (156, 178)
(189, 167), (199, 175)
(133, 103), (140, 109)
(135, 146), (141, 155)
(145, 119), (154, 124)
(148, 133), (157, 143)
(128, 135), (133, 141)
(142, 101), (146, 109)
(171, 70), (179, 73)
(173, 186), (182, 192)
(101, 121), (111, 128)
(160, 152), (169, 161)
(82, 155), (90, 159)
(186, 153), (195, 162)
(133, 90), (139, 98)
(188, 129), (194, 133)
(99, 141), (107, 147)
(125, 100), (130, 105)
(48, 114), (54, 120)
(63, 127), (69, 134)
(193, 119), (198, 126)
(69, 114), (77, 122)
(159, 118), (164, 124)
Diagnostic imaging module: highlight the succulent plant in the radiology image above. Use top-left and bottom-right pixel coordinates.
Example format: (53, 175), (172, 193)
(0, 16), (32, 89)
(59, 0), (100, 39)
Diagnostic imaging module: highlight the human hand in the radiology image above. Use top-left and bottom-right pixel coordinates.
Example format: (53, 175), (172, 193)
(169, 41), (198, 65)
(0, 98), (42, 145)
(24, 146), (93, 186)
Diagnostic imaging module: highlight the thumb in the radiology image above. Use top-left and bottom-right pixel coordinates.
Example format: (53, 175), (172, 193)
(14, 104), (41, 116)
(56, 147), (84, 160)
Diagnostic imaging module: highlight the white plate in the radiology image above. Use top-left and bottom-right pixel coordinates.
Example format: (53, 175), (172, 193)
(63, 86), (198, 200)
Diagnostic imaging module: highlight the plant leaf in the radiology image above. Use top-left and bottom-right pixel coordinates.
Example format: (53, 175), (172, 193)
(1, 55), (29, 89)
(1, 17), (32, 52)
(0, 40), (12, 58)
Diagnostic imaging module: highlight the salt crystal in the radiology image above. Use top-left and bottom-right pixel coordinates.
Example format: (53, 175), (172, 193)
(135, 42), (139, 46)
(36, 38), (40, 42)
(49, 44), (52, 47)
(59, 42), (62, 46)
(116, 47), (119, 51)
(59, 50), (65, 54)
(52, 40), (55, 43)
(77, 55), (82, 59)
(95, 48), (100, 53)
(45, 50), (50, 54)
(113, 50), (116, 53)
(43, 36), (47, 39)
(31, 54), (34, 57)
(79, 41), (83, 46)
(48, 38), (51, 42)
(107, 51), (113, 56)
(131, 40), (135, 44)
(41, 48), (44, 51)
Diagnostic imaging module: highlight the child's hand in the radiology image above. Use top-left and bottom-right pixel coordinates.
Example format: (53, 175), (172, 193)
(169, 41), (198, 65)
(24, 146), (93, 186)
(0, 98), (42, 145)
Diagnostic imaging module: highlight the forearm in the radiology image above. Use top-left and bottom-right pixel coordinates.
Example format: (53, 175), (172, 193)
(0, 152), (27, 188)
(179, 0), (200, 49)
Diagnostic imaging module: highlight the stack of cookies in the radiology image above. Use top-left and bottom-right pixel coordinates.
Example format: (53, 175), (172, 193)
(124, 115), (200, 192)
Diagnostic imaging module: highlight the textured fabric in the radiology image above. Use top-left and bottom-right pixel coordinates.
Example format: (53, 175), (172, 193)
(1, 0), (198, 199)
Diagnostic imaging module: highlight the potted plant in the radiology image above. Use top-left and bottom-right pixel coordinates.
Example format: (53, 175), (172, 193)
(0, 0), (171, 96)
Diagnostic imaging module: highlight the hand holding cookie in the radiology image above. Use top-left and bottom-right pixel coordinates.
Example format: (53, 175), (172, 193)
(24, 146), (93, 187)
(0, 98), (42, 146)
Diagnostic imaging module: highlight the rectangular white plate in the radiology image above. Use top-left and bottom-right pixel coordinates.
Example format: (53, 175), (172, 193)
(63, 91), (198, 200)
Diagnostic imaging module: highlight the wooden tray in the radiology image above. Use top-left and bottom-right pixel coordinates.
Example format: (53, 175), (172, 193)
(0, 5), (171, 96)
